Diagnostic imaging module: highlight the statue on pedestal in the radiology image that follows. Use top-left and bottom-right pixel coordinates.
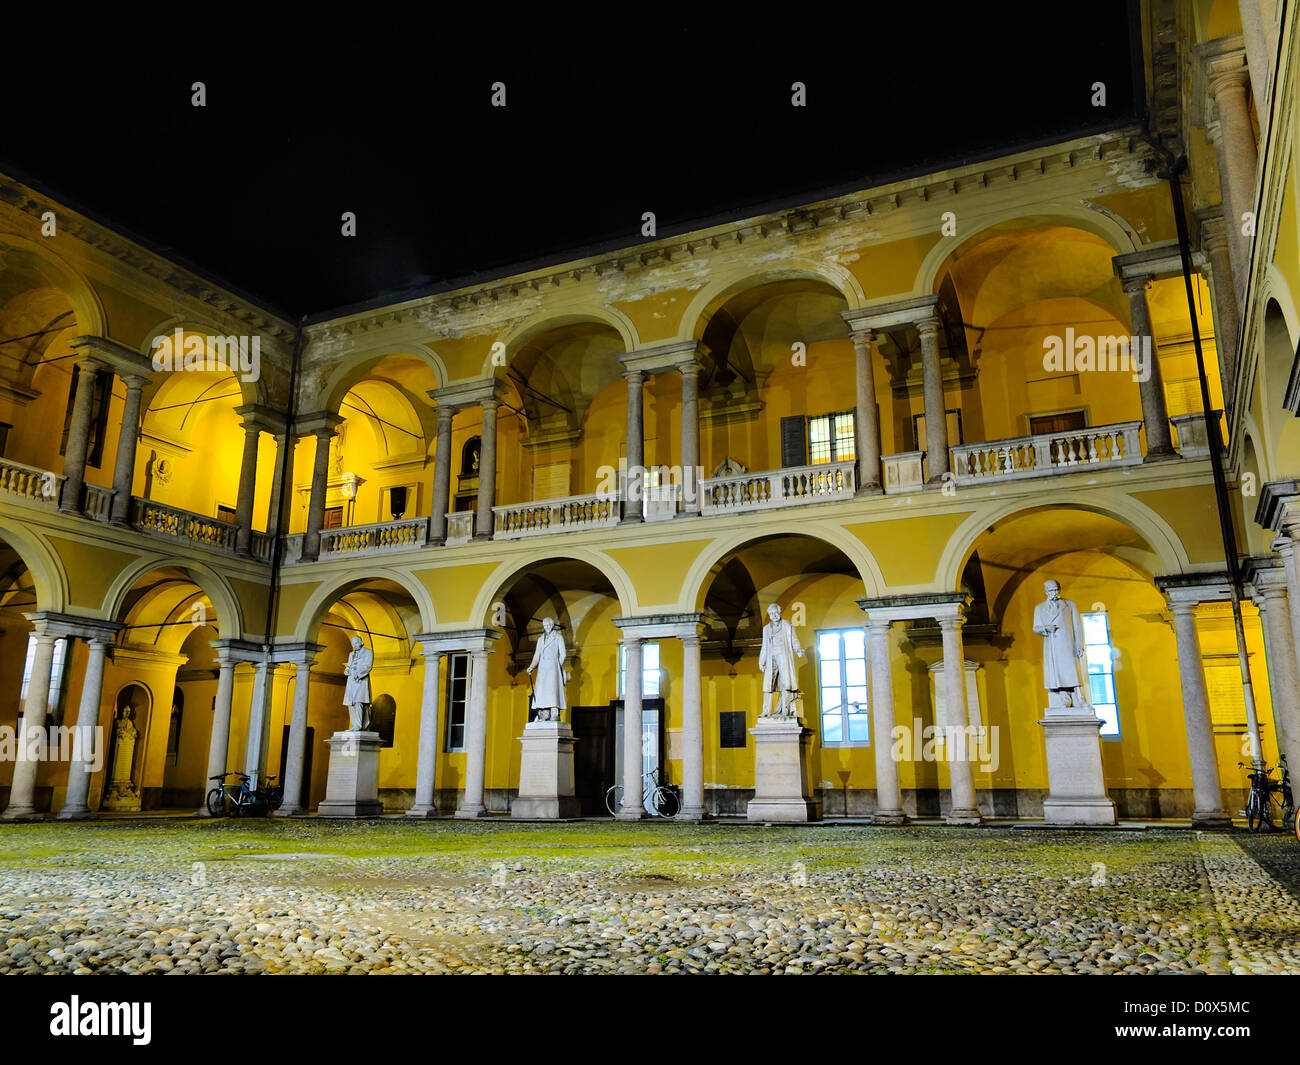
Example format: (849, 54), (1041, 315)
(526, 617), (569, 722)
(106, 707), (138, 801)
(343, 635), (374, 731)
(1032, 579), (1091, 709)
(758, 603), (804, 719)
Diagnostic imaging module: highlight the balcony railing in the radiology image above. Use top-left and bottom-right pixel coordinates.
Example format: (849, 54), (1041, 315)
(0, 458), (62, 507)
(701, 461), (856, 515)
(250, 531), (275, 562)
(131, 497), (239, 550)
(493, 492), (621, 540)
(82, 483), (115, 523)
(950, 421), (1142, 485)
(318, 517), (429, 557)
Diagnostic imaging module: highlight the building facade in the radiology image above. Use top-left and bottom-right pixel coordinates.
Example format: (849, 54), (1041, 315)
(1, 0), (1298, 824)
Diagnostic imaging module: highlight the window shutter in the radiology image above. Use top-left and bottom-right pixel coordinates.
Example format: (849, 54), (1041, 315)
(780, 416), (806, 467)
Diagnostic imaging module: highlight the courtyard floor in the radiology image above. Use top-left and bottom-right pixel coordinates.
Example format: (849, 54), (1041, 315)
(2, 819), (1300, 974)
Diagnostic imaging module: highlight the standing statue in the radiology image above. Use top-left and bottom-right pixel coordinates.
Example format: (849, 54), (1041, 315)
(107, 707), (138, 796)
(343, 635), (374, 731)
(758, 603), (805, 719)
(526, 617), (570, 722)
(1032, 579), (1092, 709)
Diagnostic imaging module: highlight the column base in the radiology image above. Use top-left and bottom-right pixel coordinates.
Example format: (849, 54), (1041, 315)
(0, 806), (42, 821)
(1144, 447), (1179, 462)
(945, 809), (982, 826)
(871, 811), (908, 825)
(472, 532), (492, 542)
(855, 482), (883, 497)
(748, 799), (823, 823)
(615, 806), (645, 821)
(677, 805), (709, 822)
(620, 515), (644, 525)
(1191, 811), (1234, 829)
(274, 804), (305, 817)
(55, 806), (94, 821)
(455, 805), (489, 819)
(405, 804), (440, 819)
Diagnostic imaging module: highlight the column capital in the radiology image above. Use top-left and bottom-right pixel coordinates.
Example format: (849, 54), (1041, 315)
(1243, 556), (1289, 600)
(235, 403), (287, 435)
(21, 611), (122, 642)
(272, 641), (325, 667)
(613, 613), (706, 640)
(914, 316), (941, 339)
(619, 340), (703, 377)
(622, 367), (646, 386)
(848, 328), (875, 349)
(297, 410), (345, 438)
(430, 377), (508, 412)
(1154, 572), (1234, 607)
(413, 628), (502, 654)
(841, 294), (939, 333)
(1254, 480), (1300, 533)
(1120, 273), (1152, 295)
(856, 592), (968, 624)
(69, 334), (153, 379)
(1113, 242), (1186, 284)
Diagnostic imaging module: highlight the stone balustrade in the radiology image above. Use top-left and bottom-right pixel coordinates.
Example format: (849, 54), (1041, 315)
(131, 497), (239, 551)
(445, 510), (476, 545)
(82, 483), (115, 523)
(700, 461), (856, 515)
(950, 421), (1143, 485)
(0, 458), (62, 507)
(318, 517), (429, 557)
(493, 493), (621, 540)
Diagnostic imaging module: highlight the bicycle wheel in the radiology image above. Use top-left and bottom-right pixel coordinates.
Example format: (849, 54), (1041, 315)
(653, 786), (680, 819)
(1247, 790), (1265, 832)
(265, 786), (284, 812)
(1293, 802), (1300, 845)
(605, 785), (622, 817)
(205, 788), (226, 817)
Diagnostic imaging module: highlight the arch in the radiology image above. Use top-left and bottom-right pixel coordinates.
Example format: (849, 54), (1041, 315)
(317, 342), (448, 416)
(681, 526), (886, 613)
(675, 260), (868, 343)
(0, 233), (107, 338)
(470, 548), (637, 625)
(292, 565), (437, 642)
(1259, 263), (1300, 346)
(491, 307), (640, 372)
(139, 317), (267, 406)
(0, 517), (68, 613)
(911, 202), (1144, 299)
(101, 556), (245, 640)
(936, 492), (1191, 593)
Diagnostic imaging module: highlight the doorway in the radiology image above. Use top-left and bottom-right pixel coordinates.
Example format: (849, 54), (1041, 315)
(570, 706), (613, 816)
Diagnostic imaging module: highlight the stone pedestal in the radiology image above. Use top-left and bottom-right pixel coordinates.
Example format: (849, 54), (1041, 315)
(1038, 711), (1117, 825)
(510, 721), (580, 820)
(317, 730), (383, 818)
(747, 718), (822, 822)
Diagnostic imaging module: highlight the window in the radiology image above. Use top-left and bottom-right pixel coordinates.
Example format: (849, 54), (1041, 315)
(323, 506), (344, 530)
(18, 636), (69, 723)
(808, 411), (856, 465)
(912, 408), (964, 452)
(1029, 410), (1087, 435)
(817, 629), (869, 744)
(618, 641), (660, 698)
(719, 711), (747, 749)
(1081, 612), (1120, 738)
(444, 652), (469, 751)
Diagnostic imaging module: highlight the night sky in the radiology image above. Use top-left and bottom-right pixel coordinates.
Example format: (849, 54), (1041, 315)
(0, 5), (1142, 321)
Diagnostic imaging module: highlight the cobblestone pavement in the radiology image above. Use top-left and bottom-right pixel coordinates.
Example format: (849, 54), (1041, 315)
(1, 819), (1298, 974)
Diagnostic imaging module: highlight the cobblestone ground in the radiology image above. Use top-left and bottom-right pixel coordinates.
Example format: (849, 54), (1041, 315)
(1, 819), (1299, 974)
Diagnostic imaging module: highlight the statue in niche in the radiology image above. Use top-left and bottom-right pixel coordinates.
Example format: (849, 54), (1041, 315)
(758, 603), (805, 719)
(106, 707), (139, 800)
(343, 635), (374, 730)
(1032, 579), (1092, 709)
(526, 617), (569, 722)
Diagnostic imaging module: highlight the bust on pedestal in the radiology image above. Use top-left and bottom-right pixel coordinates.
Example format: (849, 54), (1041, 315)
(511, 618), (580, 819)
(318, 636), (384, 818)
(748, 604), (822, 822)
(1033, 580), (1117, 825)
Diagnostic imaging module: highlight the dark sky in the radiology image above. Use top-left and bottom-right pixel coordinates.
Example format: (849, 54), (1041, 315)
(0, 5), (1142, 322)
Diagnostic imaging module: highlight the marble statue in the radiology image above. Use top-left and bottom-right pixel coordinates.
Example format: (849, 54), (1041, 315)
(526, 617), (570, 722)
(758, 603), (805, 718)
(343, 635), (374, 731)
(1032, 579), (1091, 709)
(108, 708), (137, 792)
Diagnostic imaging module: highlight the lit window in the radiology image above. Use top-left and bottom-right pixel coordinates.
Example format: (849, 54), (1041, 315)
(444, 652), (469, 751)
(817, 629), (869, 744)
(619, 641), (660, 698)
(1082, 612), (1120, 738)
(808, 412), (856, 465)
(19, 636), (68, 721)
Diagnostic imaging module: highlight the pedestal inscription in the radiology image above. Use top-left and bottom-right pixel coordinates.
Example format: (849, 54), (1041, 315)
(510, 721), (580, 820)
(317, 730), (383, 818)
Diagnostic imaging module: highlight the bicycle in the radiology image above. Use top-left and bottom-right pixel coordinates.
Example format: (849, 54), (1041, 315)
(206, 772), (269, 818)
(259, 774), (284, 813)
(1240, 761), (1295, 832)
(605, 767), (680, 819)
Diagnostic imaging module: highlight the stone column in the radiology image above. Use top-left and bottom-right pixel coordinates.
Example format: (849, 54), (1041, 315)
(1168, 602), (1232, 826)
(850, 330), (882, 494)
(108, 374), (148, 525)
(1237, 0), (1272, 110)
(1207, 65), (1260, 298)
(917, 317), (950, 484)
(57, 637), (110, 820)
(407, 645), (444, 818)
(1274, 533), (1300, 685)
(455, 647), (491, 817)
(678, 361), (701, 516)
(617, 637), (645, 819)
(937, 614), (981, 824)
(430, 406), (455, 544)
(233, 417), (262, 554)
(1, 628), (56, 819)
(304, 427), (335, 560)
(1256, 583), (1300, 779)
(1124, 276), (1176, 459)
(199, 652), (237, 815)
(1201, 214), (1240, 400)
(59, 357), (104, 514)
(265, 432), (292, 539)
(474, 396), (500, 540)
(867, 619), (905, 823)
(242, 658), (272, 785)
(623, 370), (645, 523)
(276, 647), (319, 816)
(679, 633), (705, 820)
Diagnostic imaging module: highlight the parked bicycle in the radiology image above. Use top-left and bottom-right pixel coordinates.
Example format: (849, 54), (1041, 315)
(260, 773), (284, 813)
(206, 772), (269, 818)
(605, 767), (680, 819)
(1240, 760), (1296, 833)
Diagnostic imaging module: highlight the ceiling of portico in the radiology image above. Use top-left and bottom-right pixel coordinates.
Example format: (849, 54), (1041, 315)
(508, 323), (625, 433)
(0, 254), (77, 387)
(117, 569), (217, 654)
(316, 580), (422, 662)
